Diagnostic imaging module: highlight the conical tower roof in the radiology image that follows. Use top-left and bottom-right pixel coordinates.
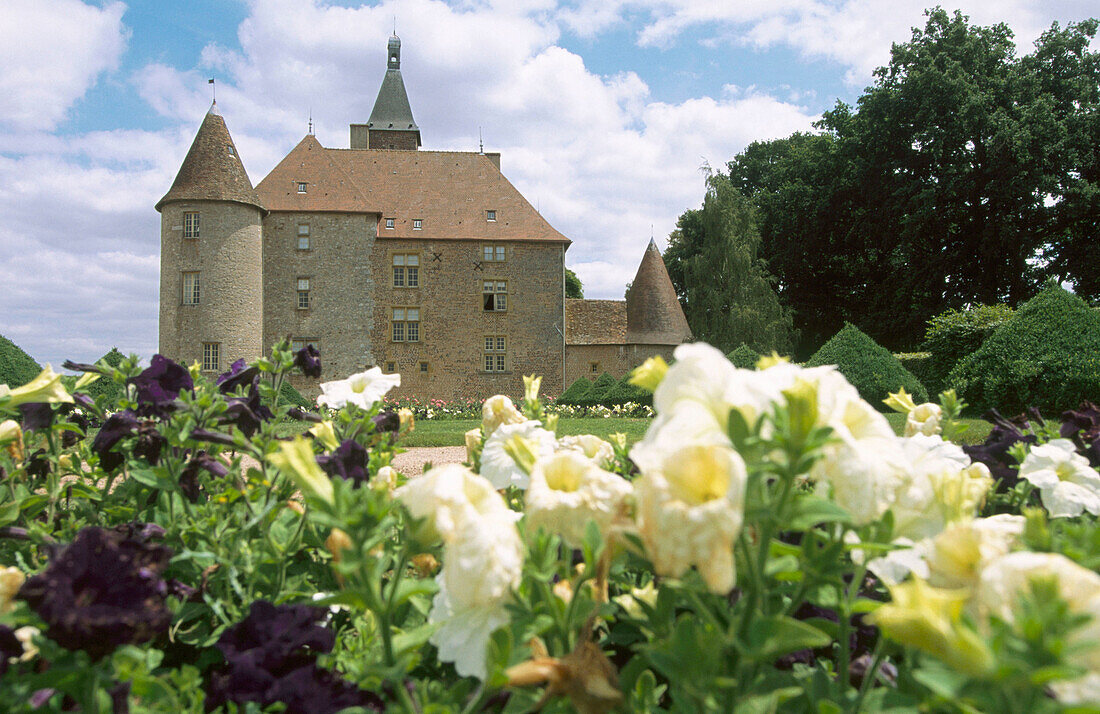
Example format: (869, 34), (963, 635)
(156, 104), (264, 212)
(625, 239), (693, 345)
(367, 35), (421, 145)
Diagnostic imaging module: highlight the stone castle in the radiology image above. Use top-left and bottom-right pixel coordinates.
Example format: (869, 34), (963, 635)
(157, 35), (691, 399)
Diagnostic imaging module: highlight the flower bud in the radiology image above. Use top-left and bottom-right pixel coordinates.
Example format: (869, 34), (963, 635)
(411, 553), (440, 577)
(781, 377), (818, 447)
(0, 420), (24, 462)
(883, 387), (918, 414)
(286, 500), (306, 515)
(307, 420), (340, 450)
(398, 407), (415, 432)
(756, 352), (789, 369)
(0, 566), (26, 614)
(464, 428), (482, 464)
(628, 356), (667, 393)
(523, 375), (542, 404)
(552, 579), (574, 604)
(268, 436), (334, 505)
(326, 528), (353, 563)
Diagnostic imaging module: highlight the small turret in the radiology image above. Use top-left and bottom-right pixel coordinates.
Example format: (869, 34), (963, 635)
(157, 104), (265, 375)
(625, 239), (692, 345)
(350, 34), (421, 150)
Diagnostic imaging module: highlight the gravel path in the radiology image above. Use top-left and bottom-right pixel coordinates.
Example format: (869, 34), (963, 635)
(391, 446), (467, 476)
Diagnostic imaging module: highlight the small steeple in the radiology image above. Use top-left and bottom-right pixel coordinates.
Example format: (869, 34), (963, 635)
(625, 240), (693, 345)
(351, 34), (421, 150)
(156, 106), (264, 212)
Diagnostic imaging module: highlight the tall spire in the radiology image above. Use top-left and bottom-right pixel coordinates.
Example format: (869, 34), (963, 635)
(156, 106), (263, 212)
(625, 240), (692, 345)
(355, 34), (421, 150)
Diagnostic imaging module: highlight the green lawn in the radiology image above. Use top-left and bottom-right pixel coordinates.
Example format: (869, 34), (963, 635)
(396, 413), (992, 447)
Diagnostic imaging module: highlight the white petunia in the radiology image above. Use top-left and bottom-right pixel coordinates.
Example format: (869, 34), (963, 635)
(890, 435), (991, 542)
(812, 436), (909, 526)
(925, 515), (1024, 590)
(905, 402), (943, 437)
(429, 514), (524, 680)
(977, 551), (1100, 705)
(316, 367), (401, 409)
(633, 440), (747, 593)
(479, 420), (556, 490)
(525, 451), (632, 547)
(396, 464), (518, 545)
(1018, 439), (1100, 518)
(481, 395), (525, 437)
(557, 434), (615, 466)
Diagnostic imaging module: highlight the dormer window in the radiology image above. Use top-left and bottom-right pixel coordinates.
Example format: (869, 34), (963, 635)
(486, 210), (496, 222)
(297, 182), (307, 193)
(412, 218), (422, 230)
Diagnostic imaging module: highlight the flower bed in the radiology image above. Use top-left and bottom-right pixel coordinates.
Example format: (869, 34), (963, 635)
(0, 342), (1097, 712)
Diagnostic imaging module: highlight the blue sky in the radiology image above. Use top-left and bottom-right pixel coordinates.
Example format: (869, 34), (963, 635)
(0, 0), (1095, 369)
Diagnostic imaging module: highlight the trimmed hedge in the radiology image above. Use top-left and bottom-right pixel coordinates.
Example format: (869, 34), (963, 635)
(278, 381), (312, 408)
(895, 352), (933, 395)
(581, 372), (619, 407)
(557, 377), (594, 406)
(922, 304), (1014, 394)
(727, 344), (761, 370)
(949, 285), (1100, 415)
(603, 372), (651, 406)
(0, 334), (41, 389)
(806, 323), (928, 408)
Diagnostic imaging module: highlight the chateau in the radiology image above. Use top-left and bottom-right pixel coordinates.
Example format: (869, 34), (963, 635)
(157, 35), (691, 400)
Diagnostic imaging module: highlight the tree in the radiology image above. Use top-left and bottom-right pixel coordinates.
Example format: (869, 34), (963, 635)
(726, 10), (1100, 355)
(565, 268), (584, 299)
(665, 173), (796, 354)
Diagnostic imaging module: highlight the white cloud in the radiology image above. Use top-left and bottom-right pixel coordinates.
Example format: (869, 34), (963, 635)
(0, 0), (128, 131)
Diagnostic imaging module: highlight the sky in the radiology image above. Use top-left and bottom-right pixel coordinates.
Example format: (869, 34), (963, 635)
(1, 0), (1096, 370)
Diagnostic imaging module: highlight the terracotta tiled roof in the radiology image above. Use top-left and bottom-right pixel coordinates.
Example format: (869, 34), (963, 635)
(255, 135), (369, 213)
(566, 299), (626, 344)
(156, 105), (263, 212)
(625, 239), (692, 345)
(256, 141), (570, 244)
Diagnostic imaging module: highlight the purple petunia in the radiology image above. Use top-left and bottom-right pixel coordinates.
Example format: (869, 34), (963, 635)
(90, 411), (165, 472)
(216, 359), (260, 395)
(316, 439), (369, 484)
(205, 600), (383, 713)
(17, 525), (175, 660)
(294, 344), (322, 379)
(129, 354), (193, 417)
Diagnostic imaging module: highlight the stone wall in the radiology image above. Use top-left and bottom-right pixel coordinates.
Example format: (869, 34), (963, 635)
(159, 201), (263, 373)
(564, 343), (677, 388)
(261, 212), (376, 390)
(367, 130), (419, 150)
(371, 237), (565, 400)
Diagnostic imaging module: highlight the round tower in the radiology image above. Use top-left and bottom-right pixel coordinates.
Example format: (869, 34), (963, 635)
(156, 103), (265, 375)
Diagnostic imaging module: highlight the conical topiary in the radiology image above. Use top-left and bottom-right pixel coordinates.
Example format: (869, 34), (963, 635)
(581, 372), (619, 407)
(557, 377), (594, 407)
(604, 371), (651, 407)
(949, 284), (1100, 415)
(0, 334), (41, 389)
(806, 323), (928, 409)
(726, 343), (761, 370)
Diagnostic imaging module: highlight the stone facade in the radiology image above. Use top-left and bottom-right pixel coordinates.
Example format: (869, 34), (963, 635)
(371, 238), (565, 399)
(261, 212), (376, 388)
(158, 200), (263, 372)
(565, 343), (677, 385)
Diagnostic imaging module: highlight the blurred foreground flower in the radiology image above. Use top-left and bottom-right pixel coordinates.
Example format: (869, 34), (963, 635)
(0, 365), (73, 408)
(269, 437), (334, 504)
(317, 368), (400, 409)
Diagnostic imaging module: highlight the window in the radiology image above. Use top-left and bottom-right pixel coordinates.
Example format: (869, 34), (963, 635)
(392, 307), (420, 342)
(290, 338), (317, 353)
(202, 343), (220, 372)
(227, 145), (235, 157)
(486, 209), (496, 222)
(419, 361), (429, 373)
(392, 253), (419, 287)
(484, 336), (507, 372)
(182, 272), (200, 305)
(297, 224), (310, 250)
(482, 280), (507, 311)
(590, 362), (600, 374)
(384, 218), (395, 229)
(385, 361), (396, 372)
(297, 182), (307, 193)
(412, 218), (422, 230)
(183, 212), (200, 239)
(482, 245), (506, 262)
(297, 278), (311, 309)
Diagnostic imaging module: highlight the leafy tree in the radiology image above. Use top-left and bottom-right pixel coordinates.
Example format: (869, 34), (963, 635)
(565, 268), (584, 299)
(665, 173), (796, 355)
(725, 10), (1099, 355)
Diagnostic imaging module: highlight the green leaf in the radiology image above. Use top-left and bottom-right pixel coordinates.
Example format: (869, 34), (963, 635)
(787, 495), (852, 530)
(0, 500), (19, 527)
(392, 622), (438, 656)
(912, 663), (968, 698)
(391, 578), (438, 607)
(746, 615), (832, 661)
